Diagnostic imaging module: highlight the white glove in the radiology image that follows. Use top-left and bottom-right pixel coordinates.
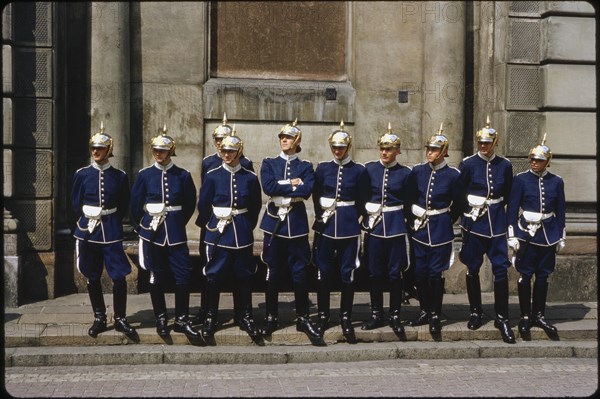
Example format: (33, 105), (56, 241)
(556, 240), (566, 254)
(507, 238), (520, 252)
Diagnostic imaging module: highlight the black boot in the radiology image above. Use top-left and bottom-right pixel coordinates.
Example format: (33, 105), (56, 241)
(340, 282), (356, 343)
(202, 282), (220, 337)
(517, 279), (532, 336)
(173, 284), (201, 339)
(150, 281), (169, 337)
(261, 279), (279, 335)
(428, 278), (444, 335)
(112, 280), (136, 335)
(493, 280), (516, 344)
(193, 289), (208, 325)
(87, 280), (107, 337)
(315, 280), (330, 335)
(466, 273), (483, 330)
(362, 277), (385, 330)
(532, 280), (558, 336)
(237, 280), (260, 338)
(297, 315), (325, 346)
(389, 278), (404, 334)
(409, 279), (430, 326)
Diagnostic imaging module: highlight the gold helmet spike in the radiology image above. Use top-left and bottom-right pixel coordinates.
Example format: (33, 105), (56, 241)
(475, 115), (498, 145)
(438, 122), (444, 134)
(377, 122), (401, 150)
(89, 121), (114, 158)
(528, 132), (552, 165)
(213, 113), (233, 139)
(328, 119), (352, 148)
(150, 125), (177, 156)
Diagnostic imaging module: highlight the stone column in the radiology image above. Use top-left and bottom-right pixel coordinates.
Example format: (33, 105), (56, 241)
(421, 1), (465, 161)
(90, 2), (130, 173)
(4, 209), (20, 307)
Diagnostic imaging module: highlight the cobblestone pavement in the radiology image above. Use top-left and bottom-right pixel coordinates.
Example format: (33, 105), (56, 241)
(4, 357), (597, 397)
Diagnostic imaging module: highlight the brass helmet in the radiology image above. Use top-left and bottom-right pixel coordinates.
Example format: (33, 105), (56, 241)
(475, 115), (498, 147)
(529, 133), (552, 166)
(425, 123), (449, 158)
(150, 125), (177, 156)
(219, 125), (244, 156)
(328, 120), (352, 148)
(213, 113), (233, 139)
(377, 122), (401, 150)
(279, 118), (302, 152)
(89, 121), (114, 157)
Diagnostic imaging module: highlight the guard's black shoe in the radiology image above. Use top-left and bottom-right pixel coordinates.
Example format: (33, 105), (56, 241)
(114, 317), (136, 335)
(518, 316), (532, 335)
(193, 308), (207, 325)
(340, 315), (356, 343)
(533, 313), (558, 335)
(156, 315), (169, 337)
(238, 316), (261, 338)
(361, 311), (385, 330)
(494, 317), (516, 344)
(315, 313), (330, 335)
(429, 314), (441, 334)
(409, 310), (429, 327)
(88, 314), (107, 338)
(467, 312), (483, 330)
(296, 316), (325, 346)
(174, 316), (201, 339)
(202, 316), (218, 337)
(260, 315), (279, 336)
(389, 314), (405, 334)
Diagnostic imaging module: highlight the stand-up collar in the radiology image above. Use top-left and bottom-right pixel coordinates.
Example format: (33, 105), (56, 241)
(222, 162), (241, 173)
(153, 161), (174, 171)
(333, 155), (352, 166)
(529, 169), (548, 177)
(92, 161), (112, 171)
(380, 159), (398, 168)
(429, 160), (447, 171)
(477, 152), (496, 162)
(279, 152), (298, 162)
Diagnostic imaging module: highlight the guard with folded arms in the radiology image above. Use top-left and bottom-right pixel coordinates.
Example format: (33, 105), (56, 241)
(258, 120), (324, 345)
(507, 134), (565, 339)
(196, 132), (263, 341)
(130, 126), (200, 340)
(405, 125), (463, 336)
(458, 117), (515, 343)
(312, 121), (369, 343)
(72, 122), (136, 338)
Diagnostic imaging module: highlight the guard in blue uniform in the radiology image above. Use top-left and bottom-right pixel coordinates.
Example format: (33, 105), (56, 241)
(312, 121), (369, 343)
(507, 135), (565, 339)
(258, 120), (324, 345)
(196, 133), (263, 341)
(458, 117), (515, 344)
(130, 126), (200, 340)
(360, 124), (411, 335)
(194, 114), (254, 324)
(406, 126), (463, 335)
(72, 123), (136, 338)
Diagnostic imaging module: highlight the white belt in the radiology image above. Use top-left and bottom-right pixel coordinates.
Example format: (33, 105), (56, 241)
(335, 201), (355, 207)
(425, 207), (450, 216)
(382, 205), (403, 212)
(231, 208), (248, 216)
(486, 197), (504, 205)
(99, 208), (117, 216)
(164, 206), (182, 212)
